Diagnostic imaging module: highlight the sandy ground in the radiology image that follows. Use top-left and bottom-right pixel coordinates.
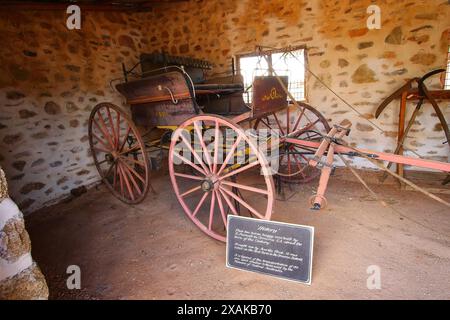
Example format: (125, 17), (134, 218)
(26, 170), (450, 300)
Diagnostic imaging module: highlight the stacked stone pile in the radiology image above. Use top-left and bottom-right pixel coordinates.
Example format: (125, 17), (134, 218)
(0, 166), (48, 299)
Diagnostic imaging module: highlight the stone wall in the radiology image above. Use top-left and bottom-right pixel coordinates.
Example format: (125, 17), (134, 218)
(149, 0), (450, 166)
(0, 10), (154, 213)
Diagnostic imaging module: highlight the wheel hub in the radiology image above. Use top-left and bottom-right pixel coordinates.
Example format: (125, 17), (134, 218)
(201, 175), (219, 192)
(201, 180), (213, 192)
(105, 150), (120, 162)
(105, 153), (115, 163)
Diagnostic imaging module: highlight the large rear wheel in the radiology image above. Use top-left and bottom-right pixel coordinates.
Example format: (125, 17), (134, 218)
(254, 102), (331, 184)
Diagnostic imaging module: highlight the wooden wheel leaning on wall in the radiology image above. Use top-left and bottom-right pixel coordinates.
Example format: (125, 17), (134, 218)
(88, 102), (151, 204)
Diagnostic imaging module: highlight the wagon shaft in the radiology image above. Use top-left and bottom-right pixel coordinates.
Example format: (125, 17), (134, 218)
(286, 138), (450, 173)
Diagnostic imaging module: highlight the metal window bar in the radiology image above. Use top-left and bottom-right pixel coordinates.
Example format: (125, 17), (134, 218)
(239, 49), (306, 103)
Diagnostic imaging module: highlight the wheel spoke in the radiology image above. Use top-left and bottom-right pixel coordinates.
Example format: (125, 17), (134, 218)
(120, 159), (146, 184)
(307, 133), (322, 140)
(219, 188), (239, 216)
(93, 119), (115, 149)
(221, 180), (268, 195)
(118, 163), (135, 201)
(272, 113), (285, 136)
(292, 121), (320, 138)
(120, 156), (145, 168)
(105, 107), (117, 148)
(292, 153), (304, 171)
(118, 126), (131, 152)
(120, 144), (141, 156)
(292, 107), (306, 132)
(174, 172), (204, 181)
(219, 160), (259, 181)
(215, 190), (228, 228)
(194, 121), (213, 171)
(103, 161), (115, 179)
(260, 118), (273, 131)
(96, 111), (116, 149)
(121, 162), (142, 196)
(92, 133), (112, 151)
(180, 185), (201, 198)
(117, 162), (125, 197)
(113, 164), (117, 189)
(213, 120), (220, 173)
(192, 192), (208, 217)
(306, 119), (321, 131)
(172, 152), (207, 176)
(115, 110), (121, 149)
(292, 154), (307, 178)
(220, 186), (264, 219)
(279, 153), (286, 166)
(208, 192), (216, 230)
(180, 132), (210, 174)
(295, 153), (309, 178)
(217, 135), (242, 176)
(288, 153), (292, 175)
(299, 153), (309, 162)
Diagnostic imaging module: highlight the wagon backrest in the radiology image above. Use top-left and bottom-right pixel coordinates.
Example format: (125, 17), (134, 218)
(251, 76), (288, 118)
(115, 71), (198, 127)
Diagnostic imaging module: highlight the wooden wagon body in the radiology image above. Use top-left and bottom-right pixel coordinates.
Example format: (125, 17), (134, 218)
(115, 67), (291, 128)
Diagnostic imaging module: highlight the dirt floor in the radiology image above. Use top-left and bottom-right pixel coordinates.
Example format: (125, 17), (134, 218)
(26, 169), (450, 300)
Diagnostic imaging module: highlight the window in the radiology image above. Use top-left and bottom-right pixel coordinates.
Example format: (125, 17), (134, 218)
(237, 47), (306, 103)
(445, 45), (450, 90)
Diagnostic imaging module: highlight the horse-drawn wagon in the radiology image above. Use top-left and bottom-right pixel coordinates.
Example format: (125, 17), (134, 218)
(88, 51), (450, 242)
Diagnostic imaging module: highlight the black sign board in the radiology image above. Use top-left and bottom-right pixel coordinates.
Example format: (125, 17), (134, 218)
(226, 216), (314, 284)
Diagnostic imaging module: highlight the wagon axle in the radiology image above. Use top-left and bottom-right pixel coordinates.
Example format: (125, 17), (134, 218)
(104, 153), (115, 164)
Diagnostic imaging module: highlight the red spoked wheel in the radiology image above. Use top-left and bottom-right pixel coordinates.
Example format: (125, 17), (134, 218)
(169, 115), (275, 242)
(254, 102), (331, 184)
(88, 102), (150, 204)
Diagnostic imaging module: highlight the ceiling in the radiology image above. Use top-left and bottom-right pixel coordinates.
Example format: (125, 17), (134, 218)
(0, 0), (186, 11)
